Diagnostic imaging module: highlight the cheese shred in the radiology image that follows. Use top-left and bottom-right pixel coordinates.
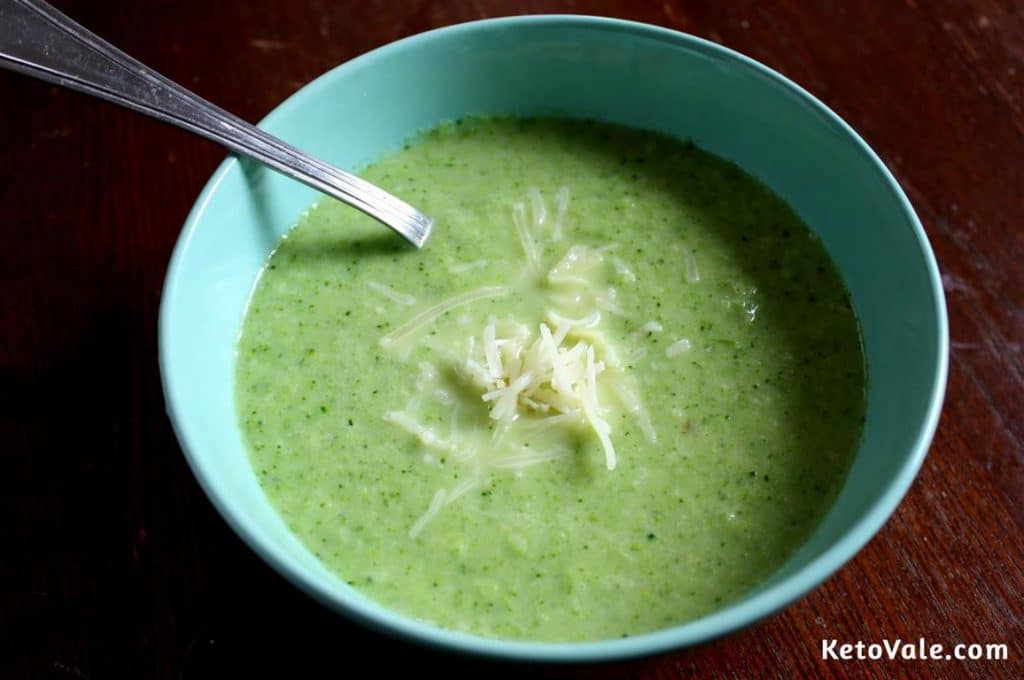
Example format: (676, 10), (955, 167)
(376, 194), (677, 537)
(448, 259), (489, 274)
(512, 202), (539, 269)
(666, 338), (692, 357)
(464, 312), (619, 470)
(527, 187), (547, 227)
(368, 280), (416, 306)
(409, 489), (447, 539)
(553, 186), (570, 240)
(380, 286), (510, 348)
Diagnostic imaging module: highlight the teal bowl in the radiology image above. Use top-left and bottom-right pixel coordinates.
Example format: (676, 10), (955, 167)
(160, 16), (947, 661)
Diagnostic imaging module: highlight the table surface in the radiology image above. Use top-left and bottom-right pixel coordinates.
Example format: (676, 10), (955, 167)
(3, 1), (1021, 677)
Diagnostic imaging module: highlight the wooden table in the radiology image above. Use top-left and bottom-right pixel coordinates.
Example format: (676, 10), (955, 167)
(3, 1), (1021, 677)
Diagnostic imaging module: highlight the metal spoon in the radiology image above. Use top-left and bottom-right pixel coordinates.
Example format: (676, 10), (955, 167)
(0, 0), (433, 248)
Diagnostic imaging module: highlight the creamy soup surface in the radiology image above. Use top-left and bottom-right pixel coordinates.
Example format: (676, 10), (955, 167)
(236, 118), (866, 641)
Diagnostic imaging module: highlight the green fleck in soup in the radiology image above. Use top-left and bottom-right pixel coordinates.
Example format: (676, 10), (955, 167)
(236, 118), (866, 641)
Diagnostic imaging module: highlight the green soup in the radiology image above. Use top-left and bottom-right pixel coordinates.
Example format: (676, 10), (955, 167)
(236, 118), (865, 641)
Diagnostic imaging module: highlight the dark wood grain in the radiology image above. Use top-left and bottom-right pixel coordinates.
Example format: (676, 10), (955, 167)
(2, 1), (1021, 678)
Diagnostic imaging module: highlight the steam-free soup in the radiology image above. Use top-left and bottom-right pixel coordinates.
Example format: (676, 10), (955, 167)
(236, 118), (865, 641)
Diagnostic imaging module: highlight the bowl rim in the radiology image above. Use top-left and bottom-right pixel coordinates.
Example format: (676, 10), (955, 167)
(159, 14), (949, 662)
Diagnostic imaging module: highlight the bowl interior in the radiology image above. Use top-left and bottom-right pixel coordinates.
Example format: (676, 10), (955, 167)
(160, 16), (946, 660)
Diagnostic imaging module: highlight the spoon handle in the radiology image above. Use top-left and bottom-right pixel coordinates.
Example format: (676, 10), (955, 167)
(0, 0), (432, 247)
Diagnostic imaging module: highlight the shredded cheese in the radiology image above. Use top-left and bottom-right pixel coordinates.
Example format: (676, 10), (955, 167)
(448, 259), (489, 274)
(548, 245), (603, 286)
(634, 320), (663, 337)
(367, 280), (416, 306)
(445, 474), (481, 504)
(552, 186), (570, 240)
(463, 313), (619, 470)
(611, 256), (636, 283)
(377, 193), (676, 536)
(627, 321), (664, 364)
(383, 411), (457, 453)
(527, 187), (547, 227)
(595, 287), (626, 317)
(489, 446), (571, 470)
(512, 202), (539, 269)
(379, 285), (510, 349)
(666, 338), (692, 357)
(409, 489), (447, 539)
(684, 248), (700, 283)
